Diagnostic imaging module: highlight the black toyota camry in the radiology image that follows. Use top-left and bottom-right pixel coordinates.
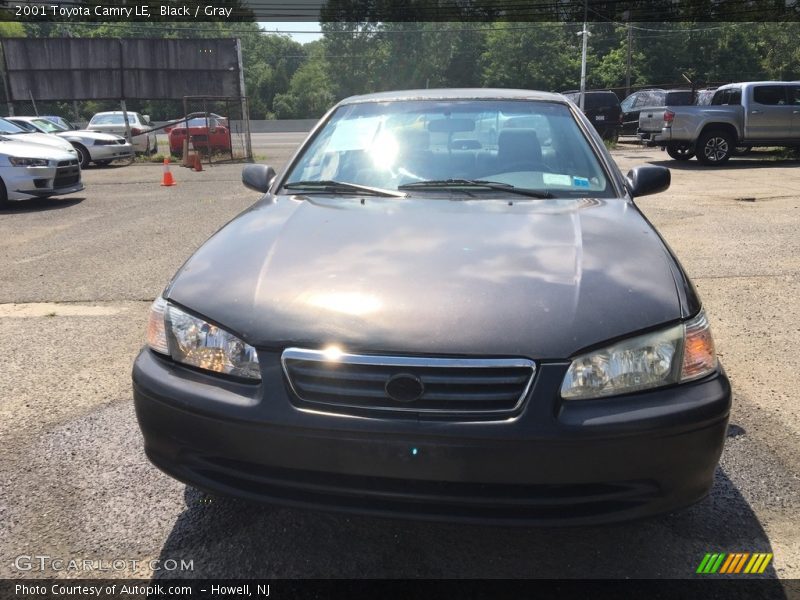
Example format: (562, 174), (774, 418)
(133, 89), (730, 525)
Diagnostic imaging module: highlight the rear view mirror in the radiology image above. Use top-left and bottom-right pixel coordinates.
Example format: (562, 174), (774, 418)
(626, 165), (670, 197)
(428, 118), (476, 133)
(242, 164), (276, 194)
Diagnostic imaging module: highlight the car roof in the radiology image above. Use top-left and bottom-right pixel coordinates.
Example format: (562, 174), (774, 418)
(716, 81), (796, 90)
(91, 111), (140, 116)
(561, 89), (616, 93)
(338, 88), (569, 106)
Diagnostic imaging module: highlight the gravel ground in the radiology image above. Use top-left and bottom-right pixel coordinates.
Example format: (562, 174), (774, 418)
(0, 136), (798, 588)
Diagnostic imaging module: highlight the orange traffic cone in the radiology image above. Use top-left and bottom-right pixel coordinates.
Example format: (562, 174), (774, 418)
(161, 158), (176, 186)
(193, 153), (203, 172)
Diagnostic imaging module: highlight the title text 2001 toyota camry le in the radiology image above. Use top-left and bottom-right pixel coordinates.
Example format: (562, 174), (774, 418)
(133, 89), (730, 524)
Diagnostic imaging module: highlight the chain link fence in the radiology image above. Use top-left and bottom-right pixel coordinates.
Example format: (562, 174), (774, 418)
(176, 96), (253, 164)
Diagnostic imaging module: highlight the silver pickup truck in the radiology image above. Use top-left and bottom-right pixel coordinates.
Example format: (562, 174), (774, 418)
(642, 81), (800, 165)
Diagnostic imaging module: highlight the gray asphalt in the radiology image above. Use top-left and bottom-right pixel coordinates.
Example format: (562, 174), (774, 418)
(1, 135), (798, 588)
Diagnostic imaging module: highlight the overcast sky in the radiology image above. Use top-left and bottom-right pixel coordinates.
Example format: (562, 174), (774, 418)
(257, 22), (323, 44)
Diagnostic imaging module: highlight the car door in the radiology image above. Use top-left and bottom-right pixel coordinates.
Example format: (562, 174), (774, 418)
(620, 92), (641, 135)
(789, 85), (800, 139)
(747, 84), (793, 141)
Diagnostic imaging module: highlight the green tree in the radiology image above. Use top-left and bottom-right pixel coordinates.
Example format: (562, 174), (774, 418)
(480, 23), (579, 91)
(273, 45), (335, 119)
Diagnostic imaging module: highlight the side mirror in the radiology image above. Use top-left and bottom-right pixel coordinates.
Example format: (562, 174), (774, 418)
(242, 164), (276, 193)
(142, 115), (151, 124)
(626, 165), (670, 197)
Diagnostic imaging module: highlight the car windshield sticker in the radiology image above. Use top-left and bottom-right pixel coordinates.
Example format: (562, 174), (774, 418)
(542, 173), (572, 187)
(572, 176), (590, 188)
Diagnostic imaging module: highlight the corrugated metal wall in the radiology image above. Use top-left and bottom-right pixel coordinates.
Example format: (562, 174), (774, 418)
(3, 38), (241, 101)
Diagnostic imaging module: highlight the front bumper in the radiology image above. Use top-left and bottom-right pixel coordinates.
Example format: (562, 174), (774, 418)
(88, 142), (135, 161)
(2, 164), (84, 201)
(133, 349), (731, 525)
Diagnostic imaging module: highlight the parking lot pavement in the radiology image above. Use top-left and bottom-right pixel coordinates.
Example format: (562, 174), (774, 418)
(0, 143), (798, 586)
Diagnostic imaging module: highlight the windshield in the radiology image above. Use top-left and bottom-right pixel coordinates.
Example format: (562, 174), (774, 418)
(0, 118), (29, 134)
(173, 118), (218, 129)
(665, 91), (694, 105)
(284, 100), (612, 198)
(695, 90), (716, 105)
(90, 114), (133, 125)
(8, 119), (38, 132)
(31, 118), (67, 133)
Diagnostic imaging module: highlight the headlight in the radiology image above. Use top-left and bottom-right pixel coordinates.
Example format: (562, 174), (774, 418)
(9, 157), (49, 167)
(561, 310), (717, 400)
(146, 297), (260, 381)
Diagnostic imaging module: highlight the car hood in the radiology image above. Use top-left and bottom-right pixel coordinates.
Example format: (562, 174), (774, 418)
(0, 139), (77, 161)
(167, 195), (683, 359)
(0, 132), (74, 153)
(58, 130), (126, 143)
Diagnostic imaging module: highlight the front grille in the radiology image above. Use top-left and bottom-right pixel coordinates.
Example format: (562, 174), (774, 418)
(281, 348), (535, 419)
(54, 162), (80, 188)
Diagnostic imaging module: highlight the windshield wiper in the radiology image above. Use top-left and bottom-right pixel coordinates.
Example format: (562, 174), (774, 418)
(284, 180), (407, 198)
(398, 179), (555, 198)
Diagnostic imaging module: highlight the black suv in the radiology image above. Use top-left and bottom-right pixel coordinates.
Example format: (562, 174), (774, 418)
(619, 89), (695, 136)
(562, 90), (622, 142)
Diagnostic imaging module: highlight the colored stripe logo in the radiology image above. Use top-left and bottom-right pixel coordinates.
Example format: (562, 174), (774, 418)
(696, 552), (773, 574)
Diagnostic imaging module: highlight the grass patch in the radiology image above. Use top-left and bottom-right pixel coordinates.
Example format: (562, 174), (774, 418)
(603, 138), (618, 151)
(135, 153), (169, 164)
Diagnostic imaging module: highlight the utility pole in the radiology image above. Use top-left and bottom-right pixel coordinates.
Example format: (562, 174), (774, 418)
(578, 0), (589, 111)
(625, 18), (632, 97)
(235, 38), (252, 162)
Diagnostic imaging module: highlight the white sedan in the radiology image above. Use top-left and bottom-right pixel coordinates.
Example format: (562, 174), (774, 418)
(87, 111), (158, 155)
(7, 116), (135, 168)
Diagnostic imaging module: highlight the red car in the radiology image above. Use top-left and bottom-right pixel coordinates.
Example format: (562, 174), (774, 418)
(167, 114), (231, 155)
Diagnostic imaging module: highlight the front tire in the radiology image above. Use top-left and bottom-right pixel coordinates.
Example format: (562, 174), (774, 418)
(666, 143), (695, 161)
(697, 130), (733, 166)
(0, 177), (8, 209)
(74, 144), (91, 169)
